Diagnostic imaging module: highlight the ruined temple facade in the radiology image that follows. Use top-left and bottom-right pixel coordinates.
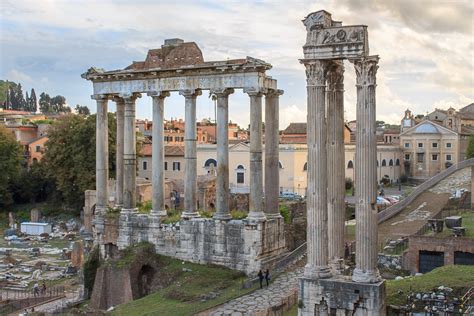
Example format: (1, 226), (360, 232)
(82, 39), (286, 275)
(298, 10), (386, 315)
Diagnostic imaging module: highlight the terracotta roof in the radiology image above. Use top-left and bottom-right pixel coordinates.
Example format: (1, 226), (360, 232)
(461, 126), (474, 135)
(282, 123), (307, 135)
(140, 144), (185, 156)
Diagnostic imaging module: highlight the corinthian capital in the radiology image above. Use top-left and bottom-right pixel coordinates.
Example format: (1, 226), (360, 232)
(327, 61), (344, 91)
(210, 88), (234, 97)
(302, 60), (330, 87)
(350, 56), (379, 86)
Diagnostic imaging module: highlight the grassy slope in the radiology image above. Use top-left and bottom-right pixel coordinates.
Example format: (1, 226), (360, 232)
(386, 265), (474, 306)
(111, 255), (258, 316)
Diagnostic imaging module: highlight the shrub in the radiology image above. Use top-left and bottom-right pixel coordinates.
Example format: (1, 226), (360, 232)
(199, 209), (214, 218)
(231, 209), (247, 219)
(279, 204), (291, 224)
(399, 174), (408, 183)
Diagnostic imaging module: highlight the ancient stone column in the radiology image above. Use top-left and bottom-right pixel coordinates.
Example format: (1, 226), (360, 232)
(180, 89), (202, 219)
(213, 88), (234, 221)
(471, 166), (474, 209)
(265, 89), (283, 218)
(150, 92), (170, 216)
(94, 95), (109, 214)
(303, 60), (331, 279)
(326, 61), (345, 273)
(247, 90), (266, 222)
(122, 93), (140, 213)
(351, 56), (381, 283)
(114, 97), (125, 209)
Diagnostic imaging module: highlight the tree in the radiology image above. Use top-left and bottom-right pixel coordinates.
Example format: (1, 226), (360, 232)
(0, 125), (22, 209)
(30, 88), (37, 112)
(39, 92), (51, 113)
(75, 104), (90, 115)
(466, 135), (474, 159)
(41, 114), (116, 211)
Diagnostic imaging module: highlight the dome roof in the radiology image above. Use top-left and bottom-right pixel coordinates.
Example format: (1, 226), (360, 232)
(414, 122), (439, 134)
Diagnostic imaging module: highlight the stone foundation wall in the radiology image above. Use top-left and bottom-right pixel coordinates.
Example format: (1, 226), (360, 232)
(113, 214), (287, 275)
(404, 236), (474, 274)
(378, 254), (403, 270)
(299, 278), (386, 316)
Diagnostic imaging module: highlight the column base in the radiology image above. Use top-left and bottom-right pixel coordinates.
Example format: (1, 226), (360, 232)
(246, 211), (266, 223)
(181, 211), (200, 219)
(329, 258), (345, 276)
(265, 213), (282, 220)
(213, 213), (232, 221)
(352, 267), (382, 283)
(120, 208), (138, 214)
(151, 210), (167, 217)
(304, 264), (332, 279)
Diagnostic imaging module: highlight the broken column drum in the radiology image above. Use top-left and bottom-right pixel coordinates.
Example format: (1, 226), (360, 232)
(298, 10), (386, 316)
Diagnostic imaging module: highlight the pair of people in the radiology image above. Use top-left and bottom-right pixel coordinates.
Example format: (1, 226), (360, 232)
(257, 269), (270, 289)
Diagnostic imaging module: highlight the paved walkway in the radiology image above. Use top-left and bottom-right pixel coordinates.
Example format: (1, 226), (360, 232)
(209, 268), (303, 316)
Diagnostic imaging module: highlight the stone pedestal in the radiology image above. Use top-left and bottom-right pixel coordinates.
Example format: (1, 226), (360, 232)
(298, 277), (386, 316)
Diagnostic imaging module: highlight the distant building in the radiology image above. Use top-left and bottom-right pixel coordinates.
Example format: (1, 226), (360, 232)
(280, 122), (351, 144)
(26, 135), (48, 165)
(138, 143), (185, 181)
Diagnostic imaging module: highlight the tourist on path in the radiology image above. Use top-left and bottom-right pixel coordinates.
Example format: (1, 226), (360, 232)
(41, 281), (46, 295)
(257, 270), (264, 289)
(265, 269), (270, 287)
(33, 283), (39, 297)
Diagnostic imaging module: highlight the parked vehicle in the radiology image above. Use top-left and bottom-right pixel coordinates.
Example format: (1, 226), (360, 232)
(376, 196), (391, 206)
(279, 192), (303, 200)
(384, 196), (399, 205)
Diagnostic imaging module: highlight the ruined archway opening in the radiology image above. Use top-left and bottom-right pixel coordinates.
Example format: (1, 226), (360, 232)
(137, 264), (156, 298)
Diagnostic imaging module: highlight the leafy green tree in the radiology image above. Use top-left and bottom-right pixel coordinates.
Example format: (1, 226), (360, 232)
(39, 92), (51, 113)
(42, 114), (116, 211)
(12, 161), (55, 204)
(29, 88), (37, 112)
(0, 125), (22, 209)
(75, 104), (90, 115)
(466, 135), (474, 159)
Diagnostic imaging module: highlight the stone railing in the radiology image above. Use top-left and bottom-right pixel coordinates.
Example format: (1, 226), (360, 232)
(377, 158), (474, 223)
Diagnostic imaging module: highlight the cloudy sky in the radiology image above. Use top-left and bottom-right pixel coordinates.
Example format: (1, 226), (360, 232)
(1, 0), (473, 128)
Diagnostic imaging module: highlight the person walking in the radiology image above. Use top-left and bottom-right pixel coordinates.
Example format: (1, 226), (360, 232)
(257, 270), (264, 289)
(33, 283), (39, 297)
(264, 269), (270, 287)
(41, 281), (46, 295)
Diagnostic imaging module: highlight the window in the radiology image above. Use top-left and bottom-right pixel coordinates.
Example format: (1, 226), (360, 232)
(143, 161), (147, 170)
(381, 159), (387, 167)
(404, 142), (410, 148)
(389, 159), (394, 166)
(396, 159), (400, 166)
(432, 154), (438, 161)
(446, 142), (452, 148)
(204, 158), (217, 167)
(418, 142), (423, 148)
(35, 145), (41, 152)
(347, 161), (353, 169)
(173, 162), (181, 171)
(237, 172), (244, 184)
(432, 142), (438, 148)
(404, 154), (410, 161)
(303, 162), (308, 171)
(417, 153), (424, 163)
(164, 162), (168, 171)
(446, 154), (452, 161)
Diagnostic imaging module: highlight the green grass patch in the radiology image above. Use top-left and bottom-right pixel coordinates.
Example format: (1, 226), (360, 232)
(111, 254), (257, 316)
(386, 265), (474, 306)
(279, 204), (291, 224)
(230, 209), (247, 220)
(345, 223), (355, 241)
(137, 201), (152, 214)
(162, 209), (182, 224)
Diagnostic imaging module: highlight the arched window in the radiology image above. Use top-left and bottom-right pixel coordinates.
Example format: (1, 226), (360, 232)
(236, 165), (245, 183)
(236, 164), (245, 170)
(347, 160), (353, 169)
(395, 159), (400, 166)
(279, 161), (283, 169)
(389, 159), (394, 166)
(382, 159), (387, 167)
(303, 162), (307, 171)
(204, 158), (217, 167)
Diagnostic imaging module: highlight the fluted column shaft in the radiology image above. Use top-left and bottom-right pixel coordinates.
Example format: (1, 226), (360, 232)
(303, 60), (331, 279)
(265, 90), (283, 218)
(151, 92), (169, 216)
(181, 89), (201, 219)
(327, 62), (345, 273)
(247, 90), (266, 222)
(351, 56), (381, 283)
(95, 96), (109, 213)
(115, 98), (124, 208)
(213, 88), (234, 220)
(123, 94), (139, 212)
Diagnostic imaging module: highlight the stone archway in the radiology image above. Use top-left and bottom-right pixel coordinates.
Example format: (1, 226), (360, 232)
(136, 264), (156, 298)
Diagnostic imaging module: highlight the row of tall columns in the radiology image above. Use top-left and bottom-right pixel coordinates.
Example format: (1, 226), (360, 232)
(303, 56), (380, 283)
(352, 56), (381, 283)
(94, 88), (282, 223)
